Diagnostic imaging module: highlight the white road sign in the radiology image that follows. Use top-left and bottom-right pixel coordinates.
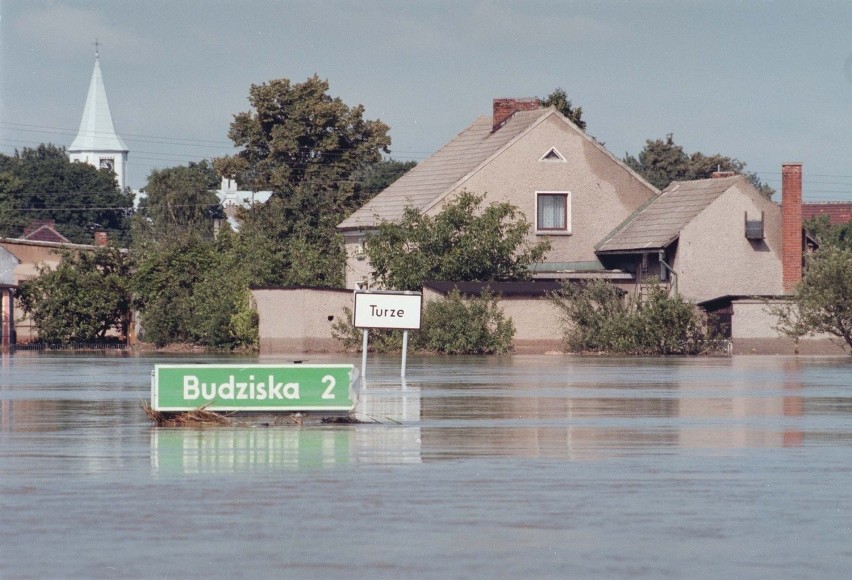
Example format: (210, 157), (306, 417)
(353, 291), (422, 330)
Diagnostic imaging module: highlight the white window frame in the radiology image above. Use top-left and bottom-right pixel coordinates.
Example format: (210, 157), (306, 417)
(535, 191), (571, 235)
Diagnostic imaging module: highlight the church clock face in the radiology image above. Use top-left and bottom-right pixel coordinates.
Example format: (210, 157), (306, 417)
(100, 158), (115, 171)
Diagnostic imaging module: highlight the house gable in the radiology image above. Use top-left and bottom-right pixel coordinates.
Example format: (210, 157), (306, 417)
(676, 180), (783, 302)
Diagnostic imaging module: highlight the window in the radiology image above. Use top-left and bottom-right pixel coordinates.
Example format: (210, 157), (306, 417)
(536, 192), (570, 234)
(744, 211), (764, 240)
(99, 157), (115, 171)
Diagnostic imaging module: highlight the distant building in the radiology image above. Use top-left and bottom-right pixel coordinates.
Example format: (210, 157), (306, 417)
(216, 177), (272, 230)
(802, 201), (852, 226)
(67, 47), (129, 191)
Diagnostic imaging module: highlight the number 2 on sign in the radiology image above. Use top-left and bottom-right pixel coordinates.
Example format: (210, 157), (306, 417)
(322, 375), (336, 399)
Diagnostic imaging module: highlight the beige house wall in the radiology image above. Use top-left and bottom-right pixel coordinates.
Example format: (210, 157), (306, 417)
(425, 116), (656, 266)
(677, 184), (784, 303)
(729, 299), (848, 355)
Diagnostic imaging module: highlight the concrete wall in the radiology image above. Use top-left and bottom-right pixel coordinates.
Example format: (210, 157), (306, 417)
(253, 288), (850, 357)
(253, 287), (353, 354)
(258, 287), (567, 355)
(730, 298), (849, 355)
(677, 183), (784, 303)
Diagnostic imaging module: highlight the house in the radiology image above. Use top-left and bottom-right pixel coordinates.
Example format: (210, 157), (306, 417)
(0, 229), (117, 344)
(596, 171), (790, 304)
(338, 98), (659, 289)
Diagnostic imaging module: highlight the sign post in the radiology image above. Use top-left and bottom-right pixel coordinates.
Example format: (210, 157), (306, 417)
(151, 363), (356, 412)
(353, 290), (422, 381)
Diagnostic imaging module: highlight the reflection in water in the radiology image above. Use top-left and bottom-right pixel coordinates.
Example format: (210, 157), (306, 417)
(150, 383), (423, 474)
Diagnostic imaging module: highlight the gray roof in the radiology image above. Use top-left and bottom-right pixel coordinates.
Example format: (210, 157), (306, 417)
(338, 108), (551, 230)
(69, 57), (128, 153)
(596, 176), (743, 252)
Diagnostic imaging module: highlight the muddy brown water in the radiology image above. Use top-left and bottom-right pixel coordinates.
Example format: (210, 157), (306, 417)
(1, 352), (851, 578)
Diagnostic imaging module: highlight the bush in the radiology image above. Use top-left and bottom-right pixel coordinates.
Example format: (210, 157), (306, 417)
(551, 280), (723, 355)
(415, 290), (514, 354)
(331, 290), (515, 355)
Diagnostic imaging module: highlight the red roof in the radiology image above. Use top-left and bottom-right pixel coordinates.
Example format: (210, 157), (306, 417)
(802, 202), (852, 226)
(20, 220), (71, 243)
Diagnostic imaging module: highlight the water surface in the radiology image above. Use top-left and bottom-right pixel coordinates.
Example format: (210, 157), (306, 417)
(1, 353), (851, 578)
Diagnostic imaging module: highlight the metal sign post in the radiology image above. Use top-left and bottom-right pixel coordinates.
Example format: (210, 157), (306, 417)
(353, 290), (422, 383)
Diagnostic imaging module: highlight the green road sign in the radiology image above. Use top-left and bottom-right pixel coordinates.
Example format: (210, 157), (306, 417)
(151, 364), (356, 412)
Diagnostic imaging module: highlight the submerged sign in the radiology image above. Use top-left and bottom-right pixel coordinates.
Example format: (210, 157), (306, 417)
(151, 364), (355, 412)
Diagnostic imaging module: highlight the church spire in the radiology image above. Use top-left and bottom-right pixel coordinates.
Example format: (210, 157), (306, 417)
(68, 46), (129, 189)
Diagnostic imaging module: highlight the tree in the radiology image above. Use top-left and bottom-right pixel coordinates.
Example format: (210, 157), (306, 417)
(538, 88), (586, 131)
(134, 160), (223, 246)
(624, 134), (773, 195)
(215, 75), (393, 287)
(132, 231), (258, 350)
(805, 215), (852, 251)
(365, 191), (551, 291)
(17, 247), (133, 343)
(772, 247), (852, 351)
(350, 158), (417, 201)
(0, 144), (134, 244)
(215, 74), (390, 199)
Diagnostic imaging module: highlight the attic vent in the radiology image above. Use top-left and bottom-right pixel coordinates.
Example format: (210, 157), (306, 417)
(539, 147), (566, 162)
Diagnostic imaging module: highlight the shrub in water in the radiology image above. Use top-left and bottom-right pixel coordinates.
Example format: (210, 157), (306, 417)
(551, 280), (723, 355)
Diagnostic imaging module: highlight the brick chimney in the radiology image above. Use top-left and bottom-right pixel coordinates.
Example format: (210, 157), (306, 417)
(94, 230), (109, 247)
(711, 170), (737, 179)
(781, 163), (803, 293)
(492, 98), (539, 132)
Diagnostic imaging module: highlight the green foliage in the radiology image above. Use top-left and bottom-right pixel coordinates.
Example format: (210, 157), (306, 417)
(551, 280), (722, 355)
(350, 158), (417, 201)
(331, 291), (515, 355)
(17, 247), (133, 343)
(215, 74), (391, 198)
(771, 247), (852, 350)
(416, 290), (514, 354)
(132, 233), (258, 349)
(805, 215), (852, 251)
(135, 160), (223, 245)
(624, 134), (773, 196)
(538, 88), (586, 131)
(214, 75), (394, 288)
(234, 194), (346, 287)
(366, 191), (551, 291)
(0, 144), (134, 244)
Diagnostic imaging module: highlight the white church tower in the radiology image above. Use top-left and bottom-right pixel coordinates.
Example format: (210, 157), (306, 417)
(68, 44), (129, 190)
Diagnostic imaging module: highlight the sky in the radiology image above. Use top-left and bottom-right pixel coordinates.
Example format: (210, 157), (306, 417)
(1, 0), (851, 201)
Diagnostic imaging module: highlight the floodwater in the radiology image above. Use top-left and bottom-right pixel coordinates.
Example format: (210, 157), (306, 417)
(1, 353), (851, 578)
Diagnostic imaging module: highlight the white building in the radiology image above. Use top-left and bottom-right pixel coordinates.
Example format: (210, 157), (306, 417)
(68, 49), (129, 190)
(216, 177), (272, 230)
